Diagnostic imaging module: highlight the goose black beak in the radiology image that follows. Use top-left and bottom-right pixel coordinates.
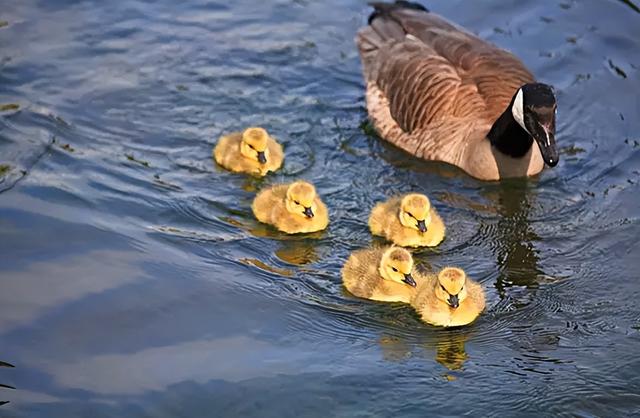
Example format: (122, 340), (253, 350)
(403, 273), (416, 287)
(417, 219), (427, 233)
(448, 294), (459, 309)
(531, 124), (558, 167)
(257, 151), (267, 164)
(303, 206), (314, 218)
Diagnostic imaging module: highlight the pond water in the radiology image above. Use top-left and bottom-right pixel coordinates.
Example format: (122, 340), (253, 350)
(1, 0), (639, 416)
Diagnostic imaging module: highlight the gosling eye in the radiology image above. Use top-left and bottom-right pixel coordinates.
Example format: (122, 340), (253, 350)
(440, 284), (447, 292)
(294, 200), (300, 205)
(391, 267), (398, 272)
(406, 212), (415, 219)
(248, 144), (255, 150)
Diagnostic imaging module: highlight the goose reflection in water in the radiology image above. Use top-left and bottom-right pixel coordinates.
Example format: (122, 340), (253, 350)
(482, 180), (545, 295)
(481, 180), (564, 367)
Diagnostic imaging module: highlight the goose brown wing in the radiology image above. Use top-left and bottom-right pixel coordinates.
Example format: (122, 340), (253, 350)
(357, 4), (535, 128)
(374, 39), (486, 132)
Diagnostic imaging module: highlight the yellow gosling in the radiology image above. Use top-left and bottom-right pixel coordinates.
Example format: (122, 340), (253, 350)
(213, 127), (283, 176)
(252, 181), (329, 234)
(369, 193), (445, 247)
(411, 267), (485, 327)
(342, 246), (419, 303)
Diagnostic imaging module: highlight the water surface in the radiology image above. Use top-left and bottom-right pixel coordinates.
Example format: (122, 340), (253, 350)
(1, 0), (640, 416)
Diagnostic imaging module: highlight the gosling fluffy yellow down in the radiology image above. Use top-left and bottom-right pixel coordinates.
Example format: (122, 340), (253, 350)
(369, 193), (445, 247)
(252, 181), (329, 234)
(411, 267), (485, 327)
(214, 127), (283, 176)
(342, 246), (418, 303)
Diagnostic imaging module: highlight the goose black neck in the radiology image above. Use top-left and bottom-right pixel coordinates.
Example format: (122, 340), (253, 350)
(487, 102), (533, 158)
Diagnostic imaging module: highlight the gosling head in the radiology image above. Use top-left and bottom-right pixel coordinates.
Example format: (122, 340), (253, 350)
(285, 181), (318, 219)
(379, 247), (416, 287)
(399, 194), (431, 233)
(435, 267), (468, 309)
(240, 127), (269, 164)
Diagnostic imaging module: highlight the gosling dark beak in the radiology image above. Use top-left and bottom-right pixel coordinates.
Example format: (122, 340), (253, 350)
(403, 273), (416, 287)
(529, 120), (558, 168)
(417, 219), (427, 233)
(303, 206), (314, 218)
(448, 294), (459, 309)
(257, 151), (267, 164)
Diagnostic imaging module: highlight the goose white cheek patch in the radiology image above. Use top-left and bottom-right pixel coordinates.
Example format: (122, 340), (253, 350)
(511, 88), (530, 135)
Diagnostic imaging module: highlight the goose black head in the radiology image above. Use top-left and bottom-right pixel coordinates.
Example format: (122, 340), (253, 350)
(512, 83), (558, 167)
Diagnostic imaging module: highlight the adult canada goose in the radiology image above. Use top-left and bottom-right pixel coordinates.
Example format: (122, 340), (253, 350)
(356, 1), (559, 180)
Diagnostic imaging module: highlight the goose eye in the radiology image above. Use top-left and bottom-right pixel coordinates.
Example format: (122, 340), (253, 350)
(294, 200), (300, 205)
(406, 212), (415, 219)
(248, 144), (255, 150)
(440, 284), (447, 292)
(392, 267), (398, 272)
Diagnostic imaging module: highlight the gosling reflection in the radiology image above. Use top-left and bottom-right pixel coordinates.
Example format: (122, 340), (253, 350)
(377, 330), (470, 371)
(240, 176), (263, 194)
(247, 221), (325, 241)
(379, 334), (412, 362)
(274, 240), (319, 266)
(211, 165), (265, 192)
(434, 330), (468, 371)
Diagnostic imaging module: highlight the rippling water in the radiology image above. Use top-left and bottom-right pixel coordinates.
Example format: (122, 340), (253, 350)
(1, 0), (639, 416)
